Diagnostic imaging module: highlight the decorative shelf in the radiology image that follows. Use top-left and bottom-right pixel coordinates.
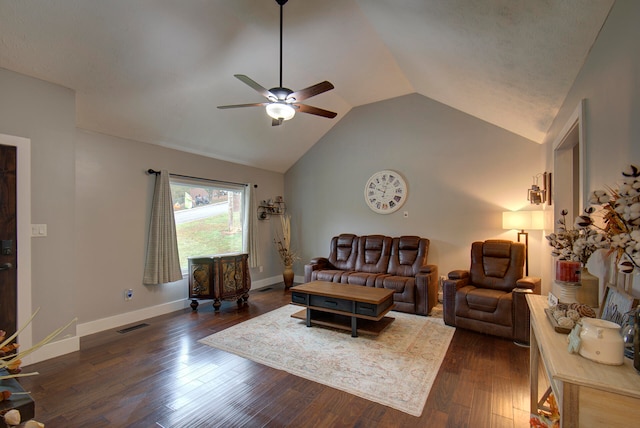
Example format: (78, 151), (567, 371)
(258, 198), (285, 220)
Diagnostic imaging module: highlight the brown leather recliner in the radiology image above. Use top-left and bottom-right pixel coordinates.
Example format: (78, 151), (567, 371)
(443, 240), (541, 344)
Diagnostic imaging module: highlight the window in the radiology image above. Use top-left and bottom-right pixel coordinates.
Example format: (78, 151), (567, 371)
(170, 177), (245, 272)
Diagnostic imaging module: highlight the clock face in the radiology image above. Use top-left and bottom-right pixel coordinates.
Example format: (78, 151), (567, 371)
(364, 170), (408, 214)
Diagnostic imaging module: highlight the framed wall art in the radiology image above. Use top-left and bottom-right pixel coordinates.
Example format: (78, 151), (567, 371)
(599, 284), (638, 326)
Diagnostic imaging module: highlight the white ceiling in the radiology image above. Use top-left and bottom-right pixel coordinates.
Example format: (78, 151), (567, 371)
(0, 0), (614, 173)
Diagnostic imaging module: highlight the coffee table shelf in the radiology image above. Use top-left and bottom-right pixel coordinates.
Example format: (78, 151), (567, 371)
(291, 309), (394, 335)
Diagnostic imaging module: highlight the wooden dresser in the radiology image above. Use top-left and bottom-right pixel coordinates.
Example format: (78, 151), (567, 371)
(527, 294), (640, 427)
(188, 253), (250, 311)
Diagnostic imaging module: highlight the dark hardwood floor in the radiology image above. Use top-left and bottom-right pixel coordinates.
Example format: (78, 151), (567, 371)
(19, 285), (532, 427)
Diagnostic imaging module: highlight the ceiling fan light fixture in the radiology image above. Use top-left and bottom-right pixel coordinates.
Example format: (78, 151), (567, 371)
(266, 102), (295, 121)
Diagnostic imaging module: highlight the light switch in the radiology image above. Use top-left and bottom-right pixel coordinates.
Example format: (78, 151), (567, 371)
(31, 224), (47, 237)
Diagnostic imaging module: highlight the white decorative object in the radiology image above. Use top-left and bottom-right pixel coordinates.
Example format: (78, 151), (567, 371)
(579, 317), (625, 365)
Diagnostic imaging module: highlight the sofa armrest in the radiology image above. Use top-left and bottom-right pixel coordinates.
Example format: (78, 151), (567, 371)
(512, 287), (535, 344)
(419, 264), (436, 274)
(442, 273), (469, 326)
(516, 276), (542, 294)
(303, 257), (335, 282)
(448, 270), (469, 280)
(415, 264), (438, 315)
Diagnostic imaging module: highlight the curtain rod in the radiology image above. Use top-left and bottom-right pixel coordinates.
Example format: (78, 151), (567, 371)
(147, 169), (257, 188)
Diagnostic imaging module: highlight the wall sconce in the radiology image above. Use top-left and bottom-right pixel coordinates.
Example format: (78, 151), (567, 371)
(503, 210), (544, 276)
(527, 172), (551, 205)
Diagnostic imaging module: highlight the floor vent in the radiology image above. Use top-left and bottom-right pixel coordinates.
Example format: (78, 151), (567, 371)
(117, 323), (149, 334)
(258, 287), (273, 292)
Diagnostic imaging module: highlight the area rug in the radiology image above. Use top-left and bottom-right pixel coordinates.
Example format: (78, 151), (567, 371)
(198, 304), (455, 416)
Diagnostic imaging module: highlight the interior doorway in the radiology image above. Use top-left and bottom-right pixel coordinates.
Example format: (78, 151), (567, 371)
(0, 134), (32, 354)
(0, 144), (17, 335)
(553, 100), (586, 223)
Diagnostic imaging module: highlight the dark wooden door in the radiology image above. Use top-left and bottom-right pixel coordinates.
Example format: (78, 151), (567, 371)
(0, 144), (17, 335)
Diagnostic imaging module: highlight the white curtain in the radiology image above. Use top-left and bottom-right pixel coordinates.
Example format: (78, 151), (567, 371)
(143, 170), (183, 284)
(244, 184), (260, 268)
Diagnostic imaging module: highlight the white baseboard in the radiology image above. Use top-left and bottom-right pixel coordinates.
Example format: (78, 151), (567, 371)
(25, 275), (299, 365)
(77, 299), (190, 337)
(24, 334), (80, 366)
(251, 274), (304, 289)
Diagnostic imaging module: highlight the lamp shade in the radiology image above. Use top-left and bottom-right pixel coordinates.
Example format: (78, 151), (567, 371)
(503, 211), (544, 231)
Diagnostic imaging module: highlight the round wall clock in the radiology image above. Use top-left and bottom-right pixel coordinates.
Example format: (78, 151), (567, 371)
(364, 170), (408, 214)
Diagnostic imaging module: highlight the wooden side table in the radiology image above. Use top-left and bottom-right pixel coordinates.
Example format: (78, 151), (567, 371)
(188, 253), (250, 311)
(527, 294), (640, 427)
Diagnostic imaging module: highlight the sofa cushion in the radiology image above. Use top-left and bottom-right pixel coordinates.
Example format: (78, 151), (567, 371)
(313, 270), (352, 283)
(346, 272), (388, 287)
(380, 276), (416, 314)
(469, 240), (524, 292)
(327, 234), (359, 271)
(454, 285), (513, 327)
(355, 235), (392, 273)
(386, 236), (429, 277)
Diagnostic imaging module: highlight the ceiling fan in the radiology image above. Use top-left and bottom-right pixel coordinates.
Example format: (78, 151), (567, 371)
(217, 0), (337, 126)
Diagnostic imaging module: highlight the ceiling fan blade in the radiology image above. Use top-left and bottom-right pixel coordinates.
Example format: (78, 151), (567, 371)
(272, 118), (283, 127)
(217, 102), (268, 109)
(287, 81), (334, 102)
(234, 74), (275, 100)
(296, 104), (338, 119)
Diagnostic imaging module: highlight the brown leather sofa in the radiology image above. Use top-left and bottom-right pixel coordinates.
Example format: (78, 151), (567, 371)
(442, 240), (541, 344)
(304, 234), (438, 316)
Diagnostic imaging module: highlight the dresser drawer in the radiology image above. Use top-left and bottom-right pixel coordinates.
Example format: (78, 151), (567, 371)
(309, 294), (353, 312)
(356, 298), (392, 317)
(291, 291), (308, 305)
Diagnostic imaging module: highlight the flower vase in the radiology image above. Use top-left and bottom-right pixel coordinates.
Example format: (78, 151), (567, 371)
(555, 260), (581, 304)
(575, 266), (599, 308)
(283, 264), (294, 290)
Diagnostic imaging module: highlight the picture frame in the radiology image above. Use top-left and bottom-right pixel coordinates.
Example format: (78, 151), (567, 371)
(599, 284), (638, 326)
(544, 171), (552, 206)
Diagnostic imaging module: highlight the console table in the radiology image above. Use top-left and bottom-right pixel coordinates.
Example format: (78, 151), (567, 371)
(188, 253), (250, 311)
(527, 294), (640, 427)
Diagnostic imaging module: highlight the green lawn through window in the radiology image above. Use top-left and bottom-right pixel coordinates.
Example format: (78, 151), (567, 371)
(176, 212), (243, 270)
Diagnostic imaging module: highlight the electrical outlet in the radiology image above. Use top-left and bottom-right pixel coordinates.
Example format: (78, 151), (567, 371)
(125, 289), (134, 300)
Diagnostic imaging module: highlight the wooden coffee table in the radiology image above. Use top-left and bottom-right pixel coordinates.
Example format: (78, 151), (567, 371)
(290, 281), (395, 337)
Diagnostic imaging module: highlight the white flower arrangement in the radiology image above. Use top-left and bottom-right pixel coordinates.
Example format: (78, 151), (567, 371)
(587, 164), (640, 273)
(545, 208), (607, 265)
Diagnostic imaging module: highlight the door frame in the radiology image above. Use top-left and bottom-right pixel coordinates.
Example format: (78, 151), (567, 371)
(553, 99), (586, 218)
(0, 134), (32, 356)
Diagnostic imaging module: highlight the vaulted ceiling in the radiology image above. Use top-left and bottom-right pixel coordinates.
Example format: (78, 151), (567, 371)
(0, 0), (614, 172)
